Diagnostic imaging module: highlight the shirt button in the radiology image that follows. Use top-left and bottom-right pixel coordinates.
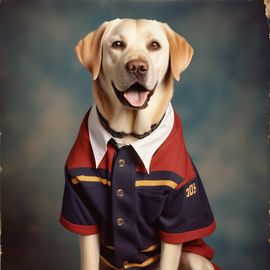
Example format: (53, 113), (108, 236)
(118, 159), (126, 167)
(116, 189), (124, 197)
(117, 217), (125, 226)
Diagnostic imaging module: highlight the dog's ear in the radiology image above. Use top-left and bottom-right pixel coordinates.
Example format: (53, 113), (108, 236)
(162, 23), (194, 81)
(75, 21), (109, 80)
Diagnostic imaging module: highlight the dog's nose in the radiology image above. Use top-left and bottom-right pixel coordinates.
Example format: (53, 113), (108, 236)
(126, 60), (148, 75)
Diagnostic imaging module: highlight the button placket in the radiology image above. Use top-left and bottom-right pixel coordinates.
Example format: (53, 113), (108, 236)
(111, 146), (137, 262)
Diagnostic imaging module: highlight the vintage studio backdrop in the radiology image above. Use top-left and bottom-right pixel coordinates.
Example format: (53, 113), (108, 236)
(1, 1), (269, 270)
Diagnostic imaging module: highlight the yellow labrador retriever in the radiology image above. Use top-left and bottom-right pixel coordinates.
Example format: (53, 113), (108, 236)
(61, 18), (217, 270)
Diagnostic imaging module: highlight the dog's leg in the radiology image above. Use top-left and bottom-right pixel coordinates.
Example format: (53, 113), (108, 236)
(160, 242), (182, 270)
(178, 252), (214, 270)
(79, 234), (100, 270)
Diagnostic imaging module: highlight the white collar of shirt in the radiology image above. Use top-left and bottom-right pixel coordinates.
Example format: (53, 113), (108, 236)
(88, 103), (174, 173)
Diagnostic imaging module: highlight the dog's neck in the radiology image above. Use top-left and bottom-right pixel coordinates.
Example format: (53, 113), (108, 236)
(92, 75), (174, 142)
(96, 106), (165, 140)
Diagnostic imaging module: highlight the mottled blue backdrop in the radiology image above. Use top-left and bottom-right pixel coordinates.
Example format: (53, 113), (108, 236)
(1, 1), (269, 269)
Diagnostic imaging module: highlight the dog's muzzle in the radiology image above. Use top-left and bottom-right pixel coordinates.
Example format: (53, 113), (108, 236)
(112, 81), (157, 110)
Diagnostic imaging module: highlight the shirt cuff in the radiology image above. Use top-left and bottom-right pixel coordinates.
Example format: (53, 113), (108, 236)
(159, 221), (216, 244)
(59, 215), (99, 235)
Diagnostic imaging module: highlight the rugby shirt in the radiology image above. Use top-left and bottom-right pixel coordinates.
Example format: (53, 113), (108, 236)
(60, 105), (219, 270)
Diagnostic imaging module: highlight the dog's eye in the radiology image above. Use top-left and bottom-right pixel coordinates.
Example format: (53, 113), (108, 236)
(149, 41), (161, 50)
(112, 40), (125, 49)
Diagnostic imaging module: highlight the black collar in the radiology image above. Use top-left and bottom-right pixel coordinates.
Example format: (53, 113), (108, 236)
(96, 107), (164, 140)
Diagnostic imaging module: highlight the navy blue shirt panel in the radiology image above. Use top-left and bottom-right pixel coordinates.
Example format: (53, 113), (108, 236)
(61, 169), (98, 227)
(158, 175), (214, 234)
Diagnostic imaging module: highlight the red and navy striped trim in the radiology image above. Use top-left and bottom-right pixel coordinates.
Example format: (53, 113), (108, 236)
(59, 215), (99, 235)
(159, 221), (216, 244)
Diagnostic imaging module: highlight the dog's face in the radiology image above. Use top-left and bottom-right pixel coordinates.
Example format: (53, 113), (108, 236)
(100, 19), (170, 110)
(75, 19), (193, 136)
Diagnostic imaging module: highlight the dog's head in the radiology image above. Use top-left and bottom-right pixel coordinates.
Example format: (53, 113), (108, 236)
(76, 19), (193, 108)
(75, 19), (193, 137)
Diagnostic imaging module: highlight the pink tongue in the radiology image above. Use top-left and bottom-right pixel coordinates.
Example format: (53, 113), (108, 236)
(124, 90), (149, 107)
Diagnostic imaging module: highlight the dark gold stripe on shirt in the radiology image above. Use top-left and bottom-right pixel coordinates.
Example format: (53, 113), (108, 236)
(135, 180), (177, 189)
(124, 254), (160, 268)
(100, 254), (160, 269)
(140, 243), (160, 252)
(71, 176), (177, 189)
(71, 175), (111, 186)
(103, 243), (159, 253)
